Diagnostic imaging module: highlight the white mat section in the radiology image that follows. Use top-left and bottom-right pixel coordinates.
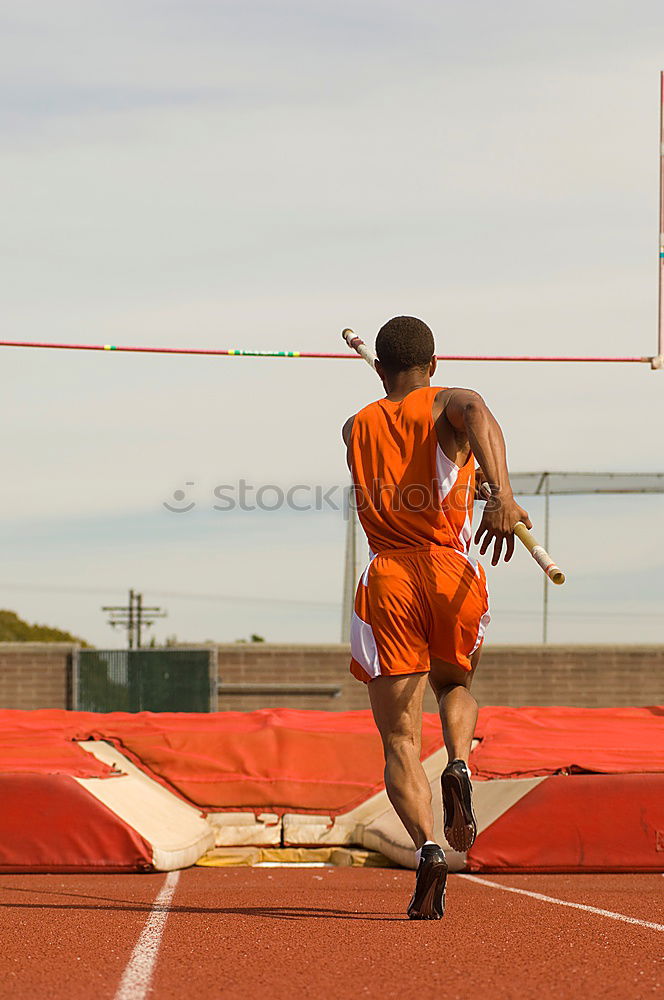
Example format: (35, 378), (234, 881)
(284, 742), (545, 872)
(469, 775), (547, 833)
(76, 739), (545, 872)
(206, 812), (282, 846)
(361, 775), (546, 870)
(281, 748), (451, 862)
(76, 741), (215, 871)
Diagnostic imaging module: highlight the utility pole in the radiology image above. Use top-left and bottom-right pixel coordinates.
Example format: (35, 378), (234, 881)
(542, 474), (550, 644)
(136, 592), (142, 650)
(128, 588), (135, 648)
(102, 590), (167, 648)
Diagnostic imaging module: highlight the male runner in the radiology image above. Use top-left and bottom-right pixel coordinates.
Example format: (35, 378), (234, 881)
(342, 316), (530, 920)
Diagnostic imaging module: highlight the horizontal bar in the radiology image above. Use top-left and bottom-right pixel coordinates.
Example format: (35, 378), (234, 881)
(217, 682), (341, 696)
(443, 355), (651, 363)
(0, 340), (654, 363)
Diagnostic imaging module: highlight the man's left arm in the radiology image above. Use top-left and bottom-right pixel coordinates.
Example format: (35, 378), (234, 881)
(440, 388), (531, 565)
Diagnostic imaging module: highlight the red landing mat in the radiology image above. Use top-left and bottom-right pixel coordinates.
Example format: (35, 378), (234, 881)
(468, 772), (664, 873)
(1, 706), (663, 814)
(0, 773), (152, 873)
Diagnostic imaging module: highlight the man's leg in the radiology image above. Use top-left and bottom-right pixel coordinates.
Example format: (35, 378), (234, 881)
(369, 671), (449, 919)
(428, 647), (481, 763)
(429, 648), (482, 851)
(368, 671), (433, 849)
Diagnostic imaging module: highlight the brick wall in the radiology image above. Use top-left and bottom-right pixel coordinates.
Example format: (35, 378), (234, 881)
(216, 644), (364, 711)
(216, 644), (664, 713)
(0, 643), (662, 712)
(469, 646), (664, 711)
(0, 643), (73, 710)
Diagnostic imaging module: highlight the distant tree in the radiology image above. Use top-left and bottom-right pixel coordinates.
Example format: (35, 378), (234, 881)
(0, 610), (91, 646)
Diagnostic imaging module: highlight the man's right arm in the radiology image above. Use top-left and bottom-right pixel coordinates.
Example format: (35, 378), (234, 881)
(341, 414), (355, 472)
(440, 388), (531, 565)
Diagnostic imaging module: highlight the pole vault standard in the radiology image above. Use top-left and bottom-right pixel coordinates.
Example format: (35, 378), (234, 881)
(342, 327), (566, 587)
(658, 70), (664, 369)
(2, 82), (663, 367)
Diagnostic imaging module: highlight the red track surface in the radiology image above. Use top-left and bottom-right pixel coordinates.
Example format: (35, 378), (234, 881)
(1, 869), (662, 999)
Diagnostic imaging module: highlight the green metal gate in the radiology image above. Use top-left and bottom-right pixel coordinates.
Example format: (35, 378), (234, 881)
(74, 649), (215, 712)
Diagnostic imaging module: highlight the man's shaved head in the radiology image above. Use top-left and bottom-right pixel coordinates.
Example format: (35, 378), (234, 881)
(375, 316), (435, 374)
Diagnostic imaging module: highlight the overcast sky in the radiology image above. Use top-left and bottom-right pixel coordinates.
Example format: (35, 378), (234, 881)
(1, 0), (663, 647)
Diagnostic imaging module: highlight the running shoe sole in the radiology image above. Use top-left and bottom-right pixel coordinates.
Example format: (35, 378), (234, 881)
(441, 765), (477, 852)
(407, 857), (448, 920)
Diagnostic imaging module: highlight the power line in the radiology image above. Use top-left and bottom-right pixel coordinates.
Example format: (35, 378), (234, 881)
(0, 581), (662, 619)
(0, 581), (337, 608)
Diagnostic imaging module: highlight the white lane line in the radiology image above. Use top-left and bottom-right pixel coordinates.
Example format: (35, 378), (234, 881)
(459, 874), (664, 932)
(115, 871), (180, 1000)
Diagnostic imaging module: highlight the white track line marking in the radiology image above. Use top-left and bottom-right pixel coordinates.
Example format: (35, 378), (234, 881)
(460, 874), (664, 932)
(115, 871), (180, 1000)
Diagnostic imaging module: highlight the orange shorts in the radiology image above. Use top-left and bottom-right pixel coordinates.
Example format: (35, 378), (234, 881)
(349, 546), (490, 683)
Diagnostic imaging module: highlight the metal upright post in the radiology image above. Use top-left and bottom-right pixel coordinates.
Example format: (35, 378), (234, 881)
(542, 474), (550, 644)
(341, 493), (357, 642)
(657, 70), (664, 369)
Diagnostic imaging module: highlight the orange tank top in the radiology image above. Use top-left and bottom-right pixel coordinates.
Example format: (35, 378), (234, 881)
(348, 386), (476, 554)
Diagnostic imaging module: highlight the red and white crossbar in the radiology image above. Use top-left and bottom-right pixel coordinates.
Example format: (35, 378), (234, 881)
(0, 340), (658, 364)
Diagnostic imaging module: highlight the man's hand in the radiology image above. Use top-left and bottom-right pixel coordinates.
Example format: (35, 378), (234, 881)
(474, 491), (532, 565)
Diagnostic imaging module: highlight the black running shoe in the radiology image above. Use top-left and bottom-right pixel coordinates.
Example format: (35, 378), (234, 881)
(407, 844), (448, 920)
(441, 758), (477, 851)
